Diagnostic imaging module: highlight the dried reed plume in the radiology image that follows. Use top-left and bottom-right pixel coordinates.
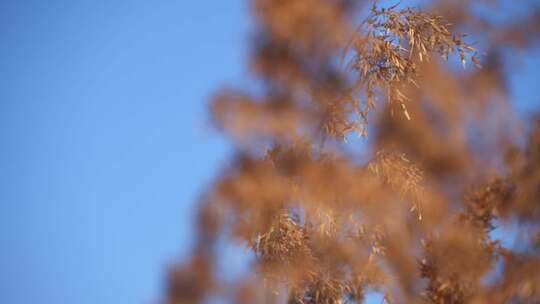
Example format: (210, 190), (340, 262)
(167, 1), (540, 303)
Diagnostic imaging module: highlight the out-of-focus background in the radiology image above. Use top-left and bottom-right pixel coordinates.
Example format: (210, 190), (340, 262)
(0, 1), (538, 304)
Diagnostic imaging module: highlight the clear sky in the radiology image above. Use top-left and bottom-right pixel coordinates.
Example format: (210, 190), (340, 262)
(0, 1), (538, 304)
(0, 1), (247, 303)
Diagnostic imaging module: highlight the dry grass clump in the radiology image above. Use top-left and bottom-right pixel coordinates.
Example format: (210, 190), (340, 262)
(344, 4), (479, 136)
(368, 150), (425, 220)
(254, 212), (314, 275)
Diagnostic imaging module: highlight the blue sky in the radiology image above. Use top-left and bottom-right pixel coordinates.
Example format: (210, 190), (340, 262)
(0, 1), (538, 304)
(0, 1), (246, 303)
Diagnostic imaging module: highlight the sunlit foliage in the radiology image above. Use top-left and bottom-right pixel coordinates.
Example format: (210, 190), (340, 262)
(167, 1), (540, 303)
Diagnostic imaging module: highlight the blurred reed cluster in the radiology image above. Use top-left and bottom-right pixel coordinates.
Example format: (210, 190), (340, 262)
(167, 1), (540, 303)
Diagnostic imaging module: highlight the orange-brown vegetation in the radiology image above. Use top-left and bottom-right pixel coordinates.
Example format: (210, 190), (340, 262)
(167, 1), (540, 303)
